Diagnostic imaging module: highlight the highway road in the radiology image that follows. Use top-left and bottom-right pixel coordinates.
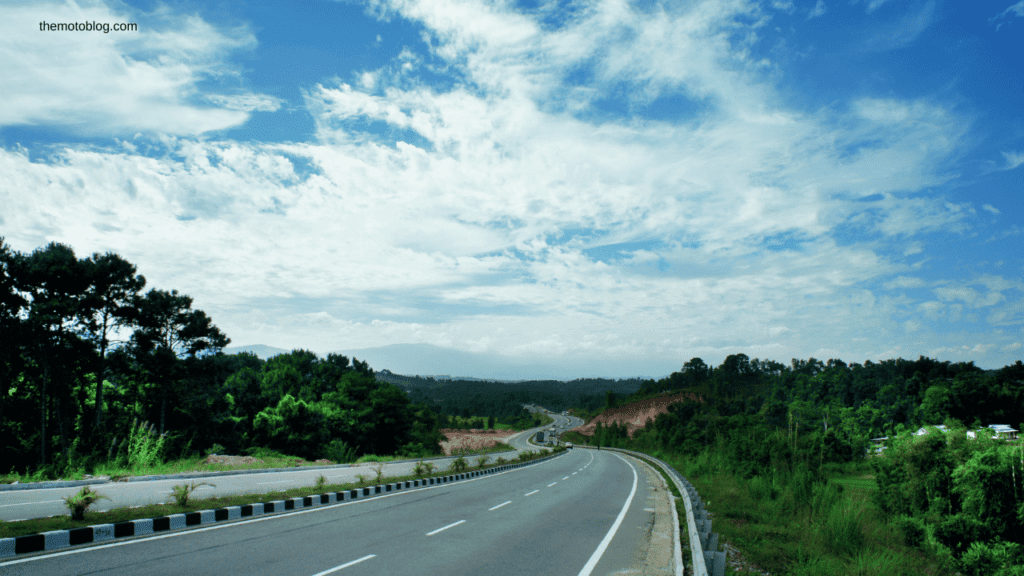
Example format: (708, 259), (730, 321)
(1, 448), (676, 576)
(1, 421), (557, 523)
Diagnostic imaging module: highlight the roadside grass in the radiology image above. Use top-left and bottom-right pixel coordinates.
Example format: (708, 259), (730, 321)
(0, 447), (564, 540)
(2, 451), (345, 485)
(647, 450), (956, 576)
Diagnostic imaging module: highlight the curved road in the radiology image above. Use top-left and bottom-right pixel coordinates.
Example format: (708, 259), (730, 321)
(1, 448), (675, 576)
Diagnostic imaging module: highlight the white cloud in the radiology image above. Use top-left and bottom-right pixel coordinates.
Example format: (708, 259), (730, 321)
(866, 0), (893, 13)
(205, 94), (283, 113)
(990, 1), (1024, 30)
(1000, 151), (1024, 170)
(885, 276), (926, 289)
(0, 0), (270, 135)
(934, 286), (1005, 309)
(808, 0), (827, 19)
(983, 204), (1000, 215)
(0, 0), (1003, 371)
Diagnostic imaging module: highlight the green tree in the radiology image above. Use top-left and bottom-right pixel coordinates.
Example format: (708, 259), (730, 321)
(81, 252), (145, 430)
(132, 289), (229, 434)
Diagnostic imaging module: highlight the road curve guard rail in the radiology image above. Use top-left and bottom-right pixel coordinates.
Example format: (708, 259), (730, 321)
(0, 451), (566, 560)
(579, 446), (725, 576)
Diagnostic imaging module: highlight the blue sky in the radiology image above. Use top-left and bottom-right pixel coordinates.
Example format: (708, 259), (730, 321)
(2, 0), (1023, 377)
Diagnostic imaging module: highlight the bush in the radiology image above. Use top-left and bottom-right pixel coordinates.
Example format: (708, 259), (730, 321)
(414, 460), (435, 477)
(893, 515), (927, 548)
(748, 475), (778, 502)
(170, 482), (215, 508)
(960, 541), (1024, 576)
(822, 500), (865, 556)
(324, 439), (356, 464)
(449, 455), (468, 473)
(122, 419), (166, 471)
(935, 514), (992, 558)
(62, 486), (109, 521)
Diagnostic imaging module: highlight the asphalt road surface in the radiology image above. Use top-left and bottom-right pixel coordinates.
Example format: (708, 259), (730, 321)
(2, 422), (555, 523)
(1, 448), (673, 576)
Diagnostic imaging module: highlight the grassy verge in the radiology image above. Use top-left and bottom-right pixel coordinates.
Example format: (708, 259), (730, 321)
(2, 445), (519, 484)
(2, 450), (346, 484)
(0, 448), (564, 540)
(646, 449), (954, 576)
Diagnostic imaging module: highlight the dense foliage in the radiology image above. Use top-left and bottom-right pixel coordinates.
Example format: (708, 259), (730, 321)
(381, 372), (640, 428)
(576, 354), (1024, 575)
(0, 239), (443, 478)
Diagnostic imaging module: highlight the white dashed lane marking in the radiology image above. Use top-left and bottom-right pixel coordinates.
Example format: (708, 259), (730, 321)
(426, 520), (466, 536)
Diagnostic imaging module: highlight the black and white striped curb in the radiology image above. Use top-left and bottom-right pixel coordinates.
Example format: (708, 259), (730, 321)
(0, 451), (566, 559)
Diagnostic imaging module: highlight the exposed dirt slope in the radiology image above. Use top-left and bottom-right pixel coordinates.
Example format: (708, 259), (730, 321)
(572, 392), (705, 438)
(438, 428), (519, 456)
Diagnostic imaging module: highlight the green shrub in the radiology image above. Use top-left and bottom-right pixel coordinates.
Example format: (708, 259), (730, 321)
(449, 455), (468, 473)
(893, 515), (927, 548)
(170, 482), (215, 508)
(959, 541), (1023, 576)
(124, 419), (166, 471)
(936, 514), (992, 558)
(822, 500), (865, 556)
(414, 460), (435, 477)
(323, 440), (356, 464)
(205, 443), (226, 456)
(62, 486), (109, 521)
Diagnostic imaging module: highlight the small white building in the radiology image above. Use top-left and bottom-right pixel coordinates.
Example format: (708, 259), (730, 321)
(987, 424), (1019, 440)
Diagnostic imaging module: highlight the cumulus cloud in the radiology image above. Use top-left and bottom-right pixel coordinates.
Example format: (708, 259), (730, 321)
(0, 0), (1005, 369)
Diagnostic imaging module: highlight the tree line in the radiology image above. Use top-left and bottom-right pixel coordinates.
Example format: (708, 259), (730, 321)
(0, 239), (443, 477)
(578, 353), (1024, 574)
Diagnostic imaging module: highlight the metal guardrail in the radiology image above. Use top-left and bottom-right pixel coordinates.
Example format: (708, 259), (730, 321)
(578, 446), (725, 576)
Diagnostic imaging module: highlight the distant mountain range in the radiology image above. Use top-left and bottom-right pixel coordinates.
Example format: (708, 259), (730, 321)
(223, 342), (678, 381)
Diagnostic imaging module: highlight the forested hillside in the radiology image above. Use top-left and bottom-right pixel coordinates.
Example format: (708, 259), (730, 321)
(382, 371), (642, 420)
(573, 354), (1024, 576)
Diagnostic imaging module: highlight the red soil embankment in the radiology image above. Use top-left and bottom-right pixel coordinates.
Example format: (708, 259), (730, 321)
(439, 428), (519, 456)
(572, 392), (705, 438)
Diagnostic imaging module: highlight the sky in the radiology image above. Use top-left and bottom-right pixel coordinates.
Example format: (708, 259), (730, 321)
(1, 0), (1023, 378)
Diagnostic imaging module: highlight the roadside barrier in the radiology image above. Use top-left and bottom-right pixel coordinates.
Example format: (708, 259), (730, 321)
(578, 446), (725, 576)
(0, 451), (567, 559)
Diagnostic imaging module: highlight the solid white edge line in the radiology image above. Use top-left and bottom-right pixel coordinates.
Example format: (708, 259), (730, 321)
(488, 501), (512, 511)
(426, 519), (465, 536)
(0, 452), (569, 567)
(670, 493), (684, 576)
(576, 452), (639, 576)
(310, 554), (376, 576)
